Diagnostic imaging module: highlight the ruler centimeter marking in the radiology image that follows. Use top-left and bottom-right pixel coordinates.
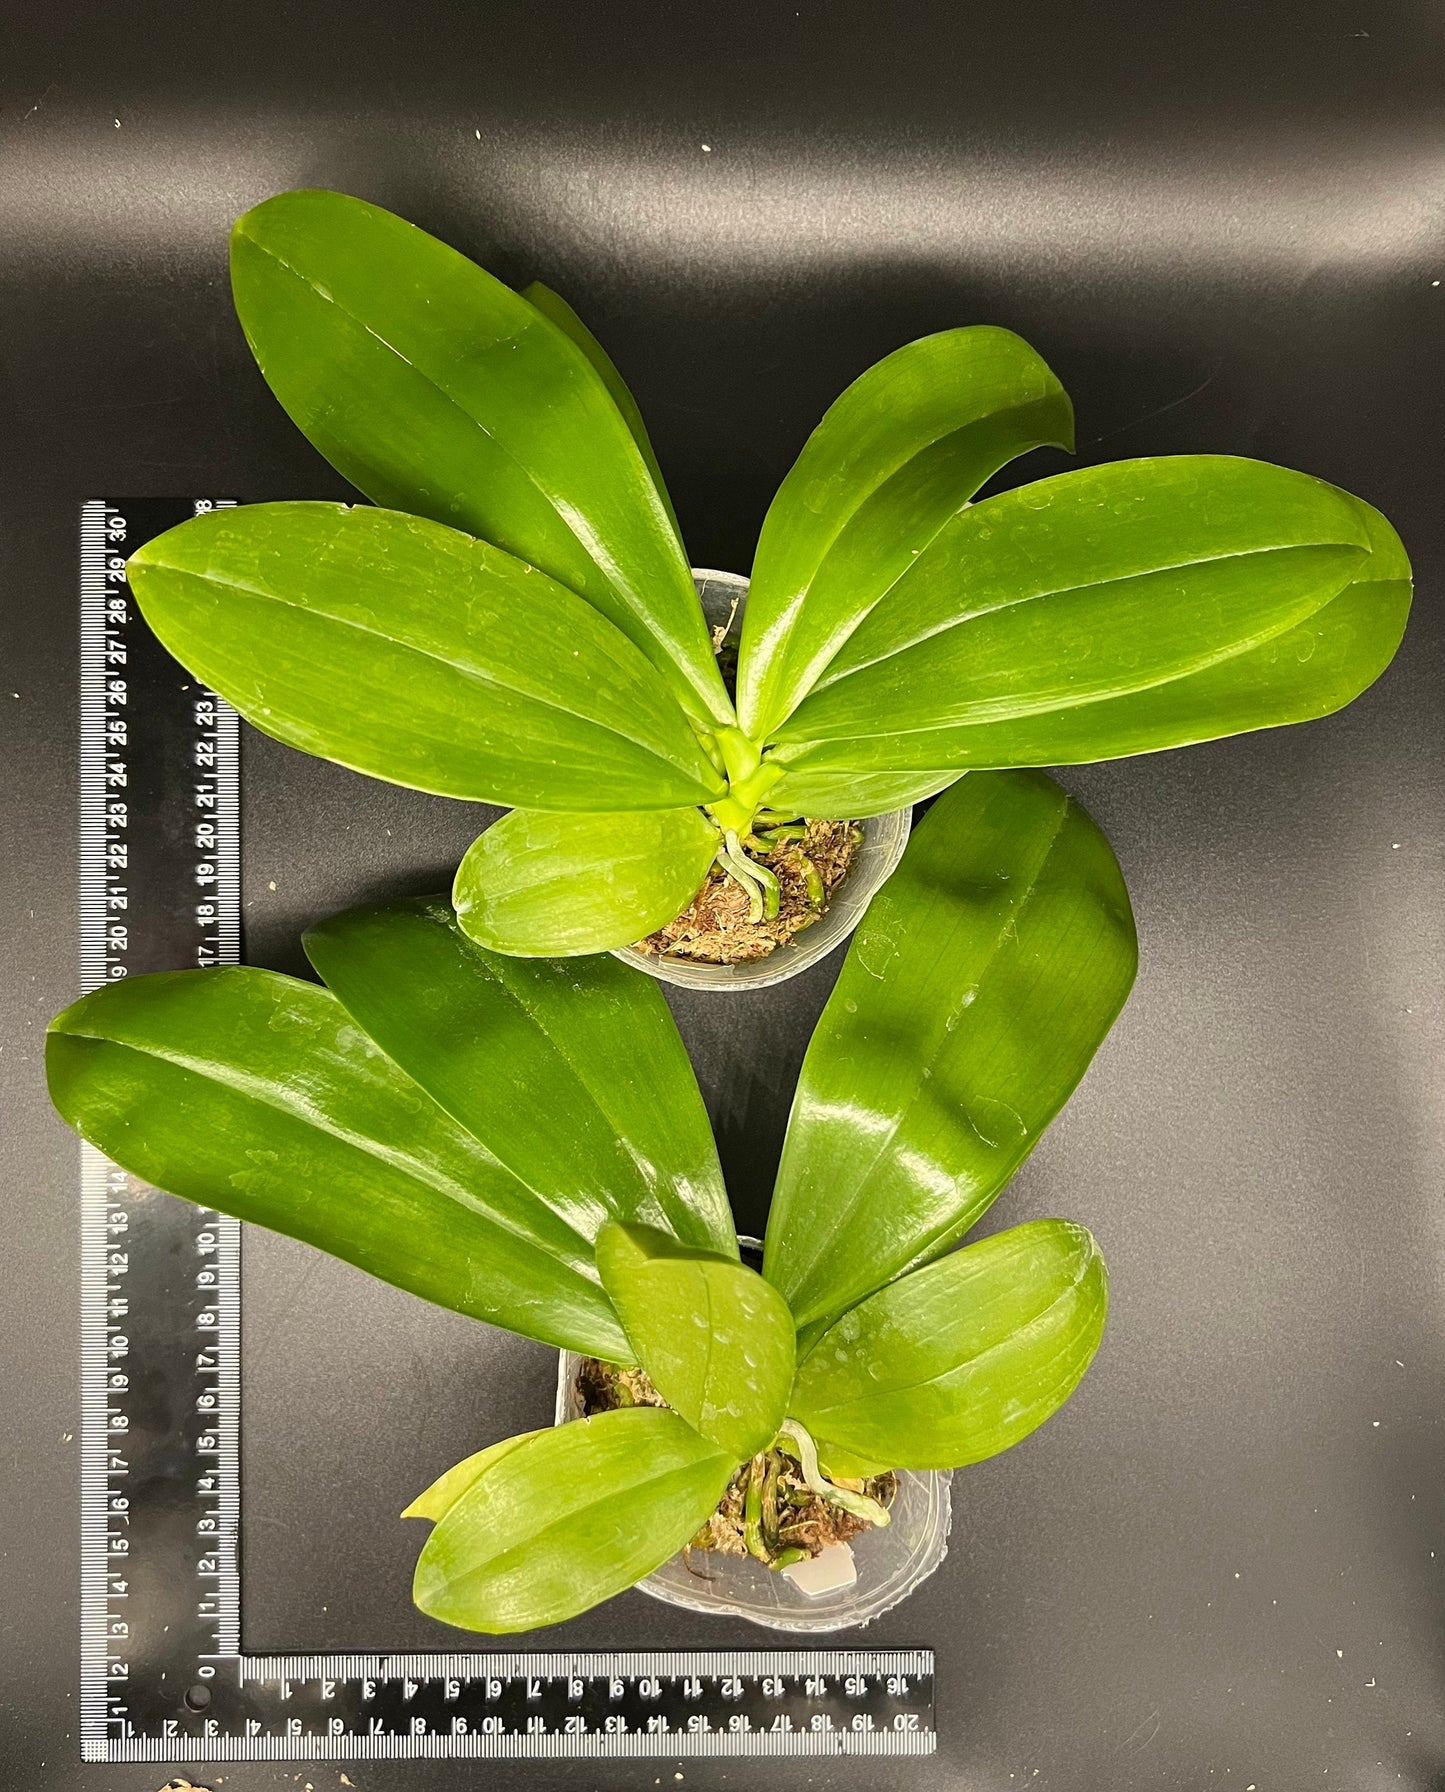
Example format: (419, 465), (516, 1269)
(78, 498), (244, 1757)
(75, 499), (935, 1763)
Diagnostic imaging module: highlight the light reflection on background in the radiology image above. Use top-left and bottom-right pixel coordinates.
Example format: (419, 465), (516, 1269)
(3, 115), (1442, 282)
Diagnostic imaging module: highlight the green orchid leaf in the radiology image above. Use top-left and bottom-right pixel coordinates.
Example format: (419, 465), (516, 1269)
(304, 897), (736, 1257)
(596, 1222), (794, 1460)
(403, 1431), (546, 1522)
(231, 190), (729, 724)
(769, 456), (1383, 774)
(807, 1438), (892, 1480)
(46, 969), (630, 1360)
(521, 280), (681, 538)
(792, 1220), (1107, 1472)
(763, 770), (1136, 1333)
(737, 327), (1073, 740)
(127, 502), (723, 812)
(412, 1408), (735, 1632)
(764, 764), (961, 821)
(453, 807), (718, 956)
(858, 488), (1405, 767)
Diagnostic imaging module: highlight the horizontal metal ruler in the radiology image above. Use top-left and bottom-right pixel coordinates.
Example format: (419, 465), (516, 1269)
(75, 498), (936, 1763)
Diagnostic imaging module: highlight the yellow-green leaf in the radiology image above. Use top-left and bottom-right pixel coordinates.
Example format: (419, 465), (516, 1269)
(453, 808), (719, 956)
(597, 1222), (794, 1461)
(792, 1220), (1107, 1471)
(412, 1409), (734, 1632)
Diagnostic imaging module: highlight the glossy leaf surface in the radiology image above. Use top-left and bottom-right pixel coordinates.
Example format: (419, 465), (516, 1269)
(453, 807), (719, 956)
(304, 897), (736, 1256)
(879, 487), (1407, 766)
(764, 771), (1136, 1332)
(413, 1408), (734, 1632)
(737, 327), (1074, 739)
(597, 1223), (794, 1460)
(765, 764), (962, 821)
(792, 1220), (1107, 1471)
(46, 970), (629, 1359)
(231, 190), (729, 723)
(521, 280), (681, 538)
(403, 1431), (545, 1522)
(128, 502), (722, 811)
(770, 456), (1376, 774)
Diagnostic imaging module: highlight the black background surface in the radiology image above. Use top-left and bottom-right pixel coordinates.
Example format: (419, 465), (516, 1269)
(3, 2), (1443, 1786)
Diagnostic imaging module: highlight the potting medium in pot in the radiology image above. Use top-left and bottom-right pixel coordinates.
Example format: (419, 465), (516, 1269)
(610, 570), (912, 994)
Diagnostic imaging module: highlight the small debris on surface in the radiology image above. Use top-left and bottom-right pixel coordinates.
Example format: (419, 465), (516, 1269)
(637, 819), (861, 965)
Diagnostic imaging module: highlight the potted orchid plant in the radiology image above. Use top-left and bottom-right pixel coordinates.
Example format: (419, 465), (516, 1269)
(47, 772), (1134, 1630)
(116, 189), (1409, 985)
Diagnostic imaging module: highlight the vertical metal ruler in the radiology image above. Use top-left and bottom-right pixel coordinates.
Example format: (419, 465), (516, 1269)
(75, 498), (935, 1764)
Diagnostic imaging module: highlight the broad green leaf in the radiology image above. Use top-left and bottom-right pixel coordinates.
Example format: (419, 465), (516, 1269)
(231, 190), (729, 724)
(596, 1222), (794, 1460)
(413, 1408), (734, 1632)
(403, 1431), (545, 1522)
(764, 765), (961, 821)
(521, 280), (682, 538)
(304, 897), (736, 1256)
(769, 456), (1375, 774)
(792, 1220), (1107, 1472)
(128, 503), (723, 812)
(846, 488), (1406, 767)
(46, 969), (629, 1359)
(454, 807), (719, 956)
(763, 771), (1135, 1333)
(737, 327), (1074, 740)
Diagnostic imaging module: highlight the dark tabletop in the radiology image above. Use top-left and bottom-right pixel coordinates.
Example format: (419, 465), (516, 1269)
(3, 2), (1443, 1786)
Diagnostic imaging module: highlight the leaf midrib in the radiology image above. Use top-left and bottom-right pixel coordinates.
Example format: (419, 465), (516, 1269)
(806, 539), (1361, 698)
(481, 960), (722, 1242)
(803, 1238), (1096, 1423)
(238, 231), (618, 593)
(144, 553), (714, 792)
(753, 396), (1065, 733)
(60, 1021), (599, 1270)
(239, 230), (721, 721)
(782, 561), (1355, 748)
(784, 792), (1072, 1322)
(437, 1454), (726, 1597)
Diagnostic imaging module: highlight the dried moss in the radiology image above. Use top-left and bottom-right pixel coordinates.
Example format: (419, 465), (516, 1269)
(636, 818), (861, 966)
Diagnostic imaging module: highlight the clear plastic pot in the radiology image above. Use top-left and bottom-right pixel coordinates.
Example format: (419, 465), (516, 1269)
(553, 1347), (952, 1634)
(610, 569), (912, 994)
